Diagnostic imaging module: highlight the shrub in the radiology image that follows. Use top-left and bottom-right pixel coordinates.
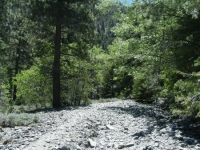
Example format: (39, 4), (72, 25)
(168, 73), (200, 118)
(15, 66), (52, 108)
(0, 84), (11, 113)
(132, 69), (161, 103)
(0, 113), (40, 127)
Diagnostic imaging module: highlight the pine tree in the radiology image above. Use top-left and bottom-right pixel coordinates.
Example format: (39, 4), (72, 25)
(95, 0), (126, 51)
(0, 0), (34, 103)
(30, 0), (97, 107)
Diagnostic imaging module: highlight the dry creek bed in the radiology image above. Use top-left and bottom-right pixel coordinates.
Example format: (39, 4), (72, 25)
(0, 100), (200, 150)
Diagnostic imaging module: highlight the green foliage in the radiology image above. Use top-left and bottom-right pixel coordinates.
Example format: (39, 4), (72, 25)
(0, 0), (35, 104)
(194, 101), (200, 118)
(96, 0), (200, 120)
(168, 74), (200, 117)
(15, 65), (52, 108)
(0, 69), (12, 113)
(1, 0), (200, 120)
(95, 0), (126, 50)
(60, 44), (102, 106)
(133, 72), (153, 101)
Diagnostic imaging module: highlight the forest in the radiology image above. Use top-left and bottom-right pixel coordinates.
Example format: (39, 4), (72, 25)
(0, 0), (200, 121)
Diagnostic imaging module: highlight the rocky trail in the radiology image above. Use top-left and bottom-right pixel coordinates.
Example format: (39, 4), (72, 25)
(0, 100), (200, 150)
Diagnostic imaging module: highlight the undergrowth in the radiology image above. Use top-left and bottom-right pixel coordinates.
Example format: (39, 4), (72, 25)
(91, 98), (120, 104)
(0, 113), (40, 127)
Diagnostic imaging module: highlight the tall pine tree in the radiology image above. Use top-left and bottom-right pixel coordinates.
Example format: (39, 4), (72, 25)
(30, 0), (97, 107)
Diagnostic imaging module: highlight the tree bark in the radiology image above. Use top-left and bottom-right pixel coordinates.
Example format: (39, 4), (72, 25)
(7, 68), (12, 103)
(53, 0), (62, 108)
(13, 47), (20, 101)
(13, 41), (20, 102)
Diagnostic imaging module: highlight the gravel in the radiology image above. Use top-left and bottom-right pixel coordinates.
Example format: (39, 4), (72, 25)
(0, 100), (199, 150)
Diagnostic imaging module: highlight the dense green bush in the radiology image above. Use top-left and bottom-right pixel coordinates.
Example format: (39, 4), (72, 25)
(0, 82), (12, 113)
(15, 65), (52, 108)
(171, 76), (200, 118)
(159, 69), (200, 118)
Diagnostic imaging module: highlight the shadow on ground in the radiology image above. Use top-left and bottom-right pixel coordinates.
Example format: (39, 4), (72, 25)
(102, 103), (200, 143)
(27, 100), (200, 144)
(26, 104), (91, 113)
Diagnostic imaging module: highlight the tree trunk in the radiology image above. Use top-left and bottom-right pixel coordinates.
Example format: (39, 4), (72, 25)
(7, 68), (12, 103)
(13, 41), (20, 102)
(53, 0), (62, 108)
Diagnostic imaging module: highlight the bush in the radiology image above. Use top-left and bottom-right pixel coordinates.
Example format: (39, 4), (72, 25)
(0, 84), (11, 113)
(0, 113), (40, 127)
(132, 69), (161, 103)
(62, 77), (92, 106)
(15, 66), (52, 108)
(165, 72), (200, 118)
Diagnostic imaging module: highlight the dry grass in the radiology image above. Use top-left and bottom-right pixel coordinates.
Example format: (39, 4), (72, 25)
(91, 98), (121, 104)
(0, 112), (40, 127)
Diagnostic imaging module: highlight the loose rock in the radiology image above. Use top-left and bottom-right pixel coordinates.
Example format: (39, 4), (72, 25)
(88, 138), (97, 148)
(0, 100), (199, 150)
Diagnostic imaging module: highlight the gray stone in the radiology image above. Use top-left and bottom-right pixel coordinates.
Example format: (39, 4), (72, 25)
(0, 145), (4, 149)
(88, 138), (96, 148)
(2, 136), (12, 145)
(0, 100), (197, 150)
(174, 135), (184, 140)
(83, 141), (89, 147)
(45, 140), (51, 143)
(125, 143), (134, 147)
(58, 146), (70, 150)
(106, 124), (115, 130)
(124, 127), (128, 130)
(184, 138), (194, 145)
(107, 143), (114, 148)
(118, 144), (125, 149)
(168, 131), (175, 136)
(180, 143), (187, 148)
(98, 126), (106, 130)
(195, 144), (200, 149)
(76, 145), (82, 150)
(132, 131), (145, 137)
